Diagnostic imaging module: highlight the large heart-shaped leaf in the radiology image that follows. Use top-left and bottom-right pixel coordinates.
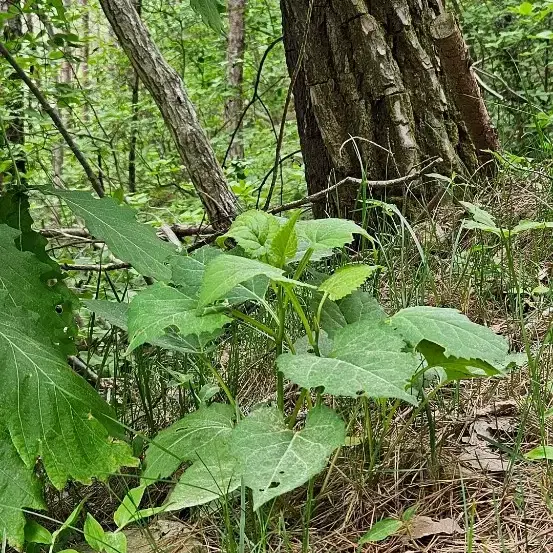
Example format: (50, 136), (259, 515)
(85, 300), (213, 353)
(219, 210), (280, 259)
(171, 247), (269, 305)
(198, 254), (309, 308)
(166, 445), (241, 510)
(53, 190), (176, 280)
(391, 307), (508, 366)
(0, 435), (45, 549)
(231, 406), (344, 509)
(0, 224), (76, 352)
(143, 403), (235, 482)
(278, 319), (419, 403)
(126, 284), (230, 353)
(296, 219), (370, 252)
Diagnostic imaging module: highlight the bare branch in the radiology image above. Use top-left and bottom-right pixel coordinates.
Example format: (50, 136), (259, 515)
(0, 40), (105, 197)
(61, 262), (131, 272)
(268, 157), (443, 215)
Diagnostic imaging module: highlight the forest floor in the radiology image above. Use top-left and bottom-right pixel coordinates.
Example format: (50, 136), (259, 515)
(61, 169), (553, 553)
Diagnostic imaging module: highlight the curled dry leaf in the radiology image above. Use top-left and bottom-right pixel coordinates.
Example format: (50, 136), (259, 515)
(460, 402), (518, 473)
(407, 516), (463, 540)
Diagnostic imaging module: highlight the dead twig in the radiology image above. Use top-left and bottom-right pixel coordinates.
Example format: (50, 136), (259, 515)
(61, 262), (131, 272)
(268, 157), (443, 215)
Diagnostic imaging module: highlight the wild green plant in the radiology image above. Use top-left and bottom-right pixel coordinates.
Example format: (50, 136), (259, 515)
(0, 189), (515, 549)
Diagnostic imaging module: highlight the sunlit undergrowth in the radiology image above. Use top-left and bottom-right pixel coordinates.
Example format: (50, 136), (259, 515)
(2, 158), (550, 552)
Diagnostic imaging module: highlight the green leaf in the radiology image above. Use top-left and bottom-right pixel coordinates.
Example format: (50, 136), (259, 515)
(104, 531), (127, 553)
(114, 486), (146, 529)
(278, 318), (419, 404)
(391, 307), (508, 367)
(278, 354), (417, 404)
(85, 299), (129, 330)
(319, 264), (376, 301)
(231, 406), (345, 510)
(52, 190), (176, 280)
(0, 307), (137, 491)
(416, 340), (504, 381)
(359, 518), (403, 543)
(170, 247), (220, 297)
(338, 290), (386, 325)
(143, 403), (235, 482)
(513, 1), (534, 16)
(171, 247), (269, 305)
(166, 446), (240, 510)
(296, 219), (370, 252)
(0, 436), (45, 549)
(58, 550), (81, 553)
(510, 220), (553, 235)
(525, 445), (553, 460)
(219, 210), (280, 259)
(190, 0), (222, 33)
(126, 283), (230, 353)
(85, 300), (210, 354)
(84, 514), (105, 551)
(25, 520), (53, 545)
(52, 498), (86, 542)
(0, 190), (55, 265)
(269, 210), (301, 267)
(0, 224), (76, 353)
(459, 201), (497, 228)
(317, 298), (348, 336)
(198, 254), (310, 308)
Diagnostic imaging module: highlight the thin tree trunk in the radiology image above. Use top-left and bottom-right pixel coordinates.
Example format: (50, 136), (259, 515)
(225, 0), (246, 160)
(128, 0), (141, 193)
(98, 0), (238, 228)
(0, 0), (25, 188)
(281, 1), (499, 219)
(52, 0), (73, 188)
(81, 0), (90, 125)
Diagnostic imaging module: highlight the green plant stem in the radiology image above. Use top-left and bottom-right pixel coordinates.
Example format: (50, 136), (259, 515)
(421, 389), (438, 475)
(302, 477), (315, 553)
(230, 308), (277, 339)
(314, 291), (330, 352)
(283, 285), (317, 352)
(288, 388), (308, 429)
(202, 354), (236, 408)
(383, 384), (445, 467)
(293, 248), (314, 281)
(318, 402), (361, 498)
(276, 287), (286, 413)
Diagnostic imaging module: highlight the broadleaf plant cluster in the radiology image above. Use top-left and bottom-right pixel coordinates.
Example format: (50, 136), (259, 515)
(0, 190), (514, 548)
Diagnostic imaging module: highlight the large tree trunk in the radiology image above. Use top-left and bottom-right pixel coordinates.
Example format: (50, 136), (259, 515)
(281, 1), (499, 219)
(98, 0), (238, 229)
(225, 0), (246, 160)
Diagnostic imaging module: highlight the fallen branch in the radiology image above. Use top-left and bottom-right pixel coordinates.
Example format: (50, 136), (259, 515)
(268, 157), (442, 215)
(61, 262), (131, 272)
(40, 223), (216, 243)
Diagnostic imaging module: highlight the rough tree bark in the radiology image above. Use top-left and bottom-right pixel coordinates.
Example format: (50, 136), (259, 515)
(225, 0), (246, 160)
(98, 0), (238, 228)
(0, 0), (25, 187)
(281, 1), (499, 219)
